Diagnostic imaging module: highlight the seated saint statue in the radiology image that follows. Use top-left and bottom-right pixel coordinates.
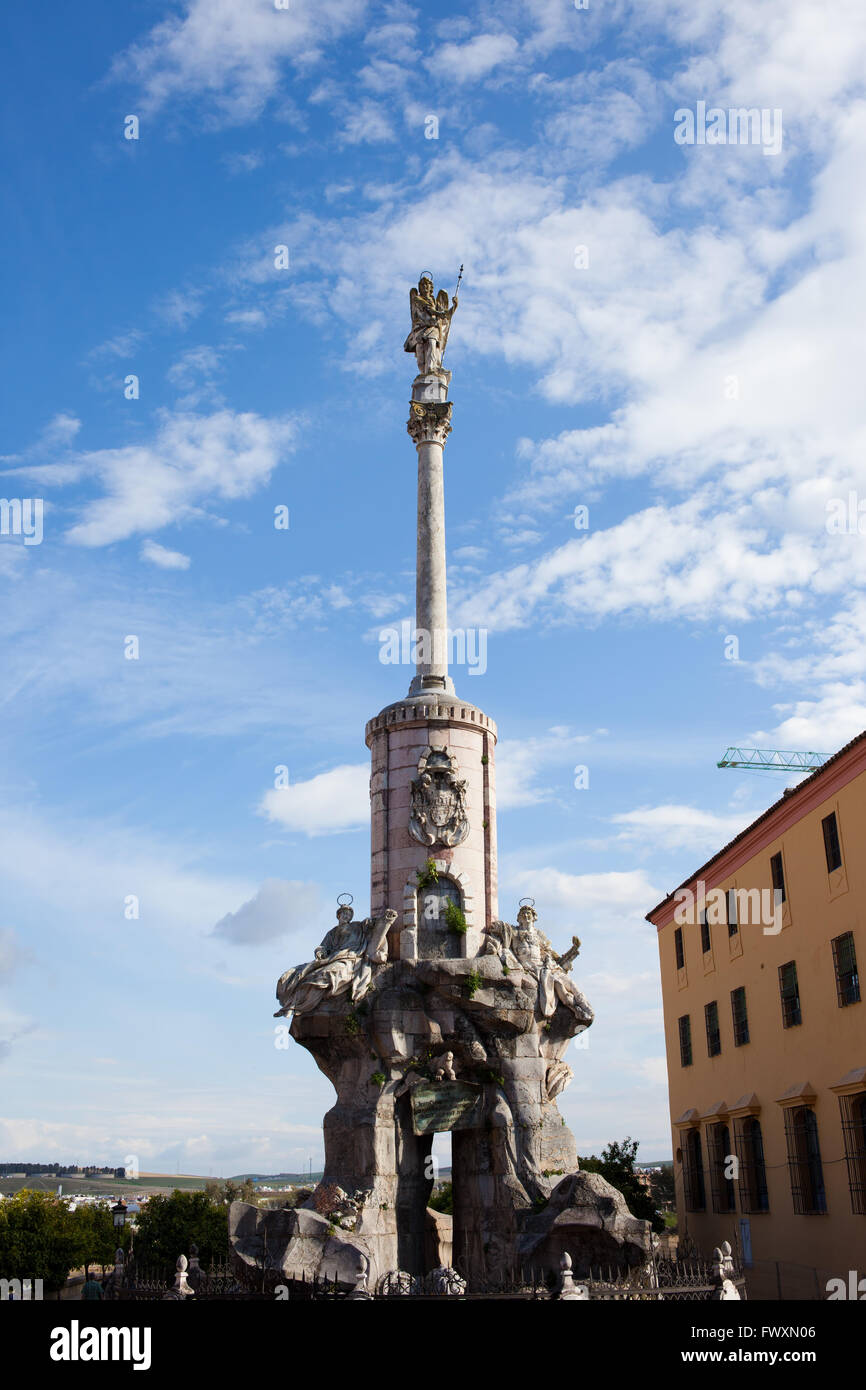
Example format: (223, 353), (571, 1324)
(274, 904), (396, 1018)
(484, 903), (593, 1029)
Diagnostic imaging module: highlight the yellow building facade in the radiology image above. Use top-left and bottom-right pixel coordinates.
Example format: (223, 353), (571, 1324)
(647, 734), (866, 1299)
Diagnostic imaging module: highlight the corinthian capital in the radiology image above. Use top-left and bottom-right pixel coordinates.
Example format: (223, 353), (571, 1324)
(407, 400), (453, 447)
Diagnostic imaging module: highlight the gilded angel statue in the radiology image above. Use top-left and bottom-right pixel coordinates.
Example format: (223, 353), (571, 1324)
(404, 273), (458, 376)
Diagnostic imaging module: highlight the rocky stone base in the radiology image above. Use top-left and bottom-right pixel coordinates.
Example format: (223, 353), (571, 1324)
(229, 1201), (374, 1291)
(230, 1169), (650, 1292)
(517, 1171), (652, 1277)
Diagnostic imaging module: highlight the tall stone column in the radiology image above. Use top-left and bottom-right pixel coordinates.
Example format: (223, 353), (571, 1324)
(408, 392), (454, 697)
(242, 273), (652, 1295)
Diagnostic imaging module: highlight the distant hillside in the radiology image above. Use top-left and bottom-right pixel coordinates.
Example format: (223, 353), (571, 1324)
(0, 1172), (212, 1197)
(229, 1172), (323, 1185)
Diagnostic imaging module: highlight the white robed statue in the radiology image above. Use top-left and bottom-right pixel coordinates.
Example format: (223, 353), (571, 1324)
(483, 902), (592, 1028)
(274, 902), (397, 1018)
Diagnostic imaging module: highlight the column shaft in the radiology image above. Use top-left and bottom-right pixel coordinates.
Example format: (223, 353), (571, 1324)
(416, 438), (448, 687)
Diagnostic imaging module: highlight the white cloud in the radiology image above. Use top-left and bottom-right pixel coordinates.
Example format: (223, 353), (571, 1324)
(223, 12), (866, 653)
(14, 408), (296, 548)
(224, 308), (267, 329)
(432, 33), (520, 84)
(113, 0), (371, 124)
(340, 100), (395, 145)
(507, 866), (661, 918)
(153, 288), (203, 329)
(212, 878), (323, 945)
(752, 685), (866, 754)
(496, 728), (594, 809)
(140, 539), (192, 570)
(611, 803), (756, 853)
(747, 597), (866, 751)
(259, 764), (369, 836)
(87, 331), (146, 360)
(223, 150), (264, 175)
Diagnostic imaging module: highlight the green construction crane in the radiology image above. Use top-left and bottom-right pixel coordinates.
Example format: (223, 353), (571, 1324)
(717, 747), (826, 772)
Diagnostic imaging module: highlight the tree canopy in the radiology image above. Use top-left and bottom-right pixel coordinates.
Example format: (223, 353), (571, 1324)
(132, 1189), (229, 1276)
(0, 1190), (120, 1291)
(578, 1137), (665, 1234)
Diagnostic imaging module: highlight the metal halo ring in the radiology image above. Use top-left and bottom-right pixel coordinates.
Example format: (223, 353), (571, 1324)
(419, 269), (435, 283)
(518, 897), (536, 908)
(337, 893), (354, 907)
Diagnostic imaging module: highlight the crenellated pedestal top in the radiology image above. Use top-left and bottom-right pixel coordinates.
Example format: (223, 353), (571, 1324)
(365, 694), (497, 746)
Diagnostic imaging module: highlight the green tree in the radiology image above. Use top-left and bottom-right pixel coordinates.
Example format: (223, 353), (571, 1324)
(0, 1190), (105, 1292)
(579, 1137), (664, 1234)
(652, 1163), (676, 1211)
(73, 1201), (125, 1270)
(428, 1182), (453, 1215)
(205, 1177), (257, 1205)
(132, 1190), (228, 1277)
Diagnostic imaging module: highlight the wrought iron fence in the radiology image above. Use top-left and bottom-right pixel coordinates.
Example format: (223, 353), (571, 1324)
(111, 1246), (743, 1301)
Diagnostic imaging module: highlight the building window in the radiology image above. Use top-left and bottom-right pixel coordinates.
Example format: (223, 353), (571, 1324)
(683, 1129), (706, 1212)
(674, 926), (685, 971)
(770, 851), (786, 904)
(822, 811), (842, 873)
(678, 1014), (692, 1067)
(705, 1000), (721, 1057)
(727, 888), (739, 937)
(838, 1092), (866, 1215)
(831, 932), (860, 1007)
(784, 1107), (827, 1214)
(734, 1116), (770, 1213)
(731, 986), (749, 1046)
(778, 960), (802, 1028)
(709, 1122), (737, 1213)
(700, 910), (711, 955)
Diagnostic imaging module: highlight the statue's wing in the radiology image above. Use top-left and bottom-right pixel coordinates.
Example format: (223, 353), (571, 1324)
(435, 288), (449, 312)
(409, 286), (420, 319)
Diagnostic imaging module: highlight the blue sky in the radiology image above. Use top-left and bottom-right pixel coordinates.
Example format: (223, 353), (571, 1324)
(2, 0), (865, 1174)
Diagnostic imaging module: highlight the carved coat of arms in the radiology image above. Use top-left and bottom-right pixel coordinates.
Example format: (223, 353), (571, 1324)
(409, 746), (469, 847)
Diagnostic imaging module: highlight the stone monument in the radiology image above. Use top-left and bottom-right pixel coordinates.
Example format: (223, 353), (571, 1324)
(229, 274), (651, 1291)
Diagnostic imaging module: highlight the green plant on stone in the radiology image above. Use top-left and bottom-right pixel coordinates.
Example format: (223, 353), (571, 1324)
(370, 1071), (387, 1088)
(416, 858), (439, 889)
(464, 968), (482, 998)
(444, 900), (467, 935)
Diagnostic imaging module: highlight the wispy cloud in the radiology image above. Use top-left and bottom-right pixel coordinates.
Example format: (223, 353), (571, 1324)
(140, 539), (191, 570)
(11, 408), (296, 548)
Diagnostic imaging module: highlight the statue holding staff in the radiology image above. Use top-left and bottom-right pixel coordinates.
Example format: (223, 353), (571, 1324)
(404, 272), (459, 376)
